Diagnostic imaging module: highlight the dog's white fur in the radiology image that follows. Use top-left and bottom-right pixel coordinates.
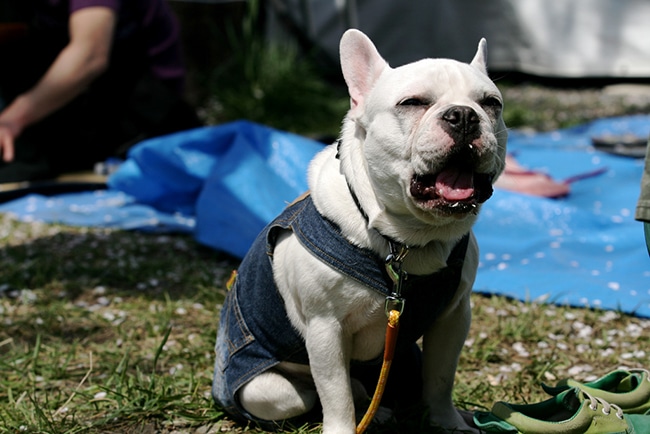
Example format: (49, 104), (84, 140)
(238, 29), (507, 433)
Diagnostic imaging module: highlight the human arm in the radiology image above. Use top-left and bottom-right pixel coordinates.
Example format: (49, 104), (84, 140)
(0, 6), (116, 162)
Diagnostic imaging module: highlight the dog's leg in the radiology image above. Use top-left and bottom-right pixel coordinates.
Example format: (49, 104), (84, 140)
(238, 368), (318, 421)
(306, 317), (357, 434)
(422, 291), (477, 432)
(271, 233), (361, 433)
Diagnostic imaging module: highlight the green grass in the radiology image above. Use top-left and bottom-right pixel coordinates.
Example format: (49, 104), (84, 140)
(0, 220), (233, 433)
(200, 0), (349, 139)
(0, 215), (648, 433)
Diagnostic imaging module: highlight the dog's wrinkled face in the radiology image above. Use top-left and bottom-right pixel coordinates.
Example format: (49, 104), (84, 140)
(360, 60), (507, 222)
(375, 60), (506, 217)
(340, 31), (507, 238)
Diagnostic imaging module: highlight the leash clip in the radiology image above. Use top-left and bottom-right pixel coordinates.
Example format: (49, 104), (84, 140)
(384, 295), (405, 317)
(384, 242), (409, 317)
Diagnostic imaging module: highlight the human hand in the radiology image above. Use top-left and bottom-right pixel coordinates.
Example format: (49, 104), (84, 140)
(0, 122), (17, 162)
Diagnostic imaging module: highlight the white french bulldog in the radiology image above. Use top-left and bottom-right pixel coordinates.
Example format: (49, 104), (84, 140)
(212, 29), (507, 433)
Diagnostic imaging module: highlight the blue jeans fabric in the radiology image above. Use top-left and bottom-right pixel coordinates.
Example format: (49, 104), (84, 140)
(212, 194), (469, 426)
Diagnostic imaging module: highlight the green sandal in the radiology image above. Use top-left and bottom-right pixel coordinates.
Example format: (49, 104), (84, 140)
(473, 388), (650, 433)
(543, 369), (650, 415)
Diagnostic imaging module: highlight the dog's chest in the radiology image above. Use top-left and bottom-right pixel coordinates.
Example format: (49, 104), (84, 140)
(343, 289), (390, 361)
(350, 316), (388, 361)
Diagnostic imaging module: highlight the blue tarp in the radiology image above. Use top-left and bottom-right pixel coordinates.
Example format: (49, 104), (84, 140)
(106, 120), (324, 258)
(473, 117), (649, 316)
(0, 118), (648, 317)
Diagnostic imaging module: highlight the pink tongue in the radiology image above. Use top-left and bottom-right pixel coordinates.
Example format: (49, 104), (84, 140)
(435, 168), (475, 200)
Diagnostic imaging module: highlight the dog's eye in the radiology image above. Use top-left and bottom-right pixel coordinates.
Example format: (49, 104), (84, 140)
(399, 97), (428, 107)
(481, 96), (503, 109)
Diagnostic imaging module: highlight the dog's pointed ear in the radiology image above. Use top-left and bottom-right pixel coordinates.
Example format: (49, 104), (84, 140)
(470, 38), (489, 76)
(339, 29), (388, 113)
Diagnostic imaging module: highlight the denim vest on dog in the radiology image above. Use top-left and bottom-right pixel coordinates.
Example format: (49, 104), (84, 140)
(212, 194), (469, 423)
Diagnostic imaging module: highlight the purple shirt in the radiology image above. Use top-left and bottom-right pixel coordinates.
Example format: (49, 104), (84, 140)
(38, 0), (185, 93)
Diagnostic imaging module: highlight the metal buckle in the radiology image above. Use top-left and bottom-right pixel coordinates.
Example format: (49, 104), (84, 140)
(384, 295), (405, 317)
(384, 242), (409, 317)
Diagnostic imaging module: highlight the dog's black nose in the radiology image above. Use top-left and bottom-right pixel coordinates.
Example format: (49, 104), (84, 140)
(440, 105), (481, 144)
(441, 106), (480, 134)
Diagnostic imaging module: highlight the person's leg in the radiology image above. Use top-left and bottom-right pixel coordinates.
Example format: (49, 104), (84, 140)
(635, 136), (650, 256)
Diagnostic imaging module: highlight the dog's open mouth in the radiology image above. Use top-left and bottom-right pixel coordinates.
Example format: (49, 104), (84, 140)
(410, 166), (494, 214)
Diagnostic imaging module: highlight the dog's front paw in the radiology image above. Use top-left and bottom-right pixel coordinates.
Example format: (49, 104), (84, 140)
(321, 421), (357, 434)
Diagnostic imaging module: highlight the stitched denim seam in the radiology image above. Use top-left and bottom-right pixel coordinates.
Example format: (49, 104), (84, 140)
(293, 223), (389, 295)
(225, 287), (255, 363)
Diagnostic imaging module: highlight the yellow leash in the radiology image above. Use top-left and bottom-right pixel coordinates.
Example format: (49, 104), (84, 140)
(356, 308), (401, 434)
(356, 243), (409, 434)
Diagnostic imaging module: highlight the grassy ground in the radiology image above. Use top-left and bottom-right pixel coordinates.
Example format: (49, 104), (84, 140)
(1, 215), (648, 434)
